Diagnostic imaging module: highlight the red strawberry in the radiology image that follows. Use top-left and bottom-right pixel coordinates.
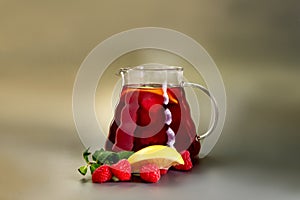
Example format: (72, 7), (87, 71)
(160, 169), (168, 175)
(111, 159), (131, 181)
(140, 164), (161, 183)
(174, 150), (193, 171)
(92, 165), (112, 183)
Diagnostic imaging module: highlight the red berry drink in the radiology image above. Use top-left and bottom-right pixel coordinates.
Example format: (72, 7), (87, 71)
(105, 84), (200, 158)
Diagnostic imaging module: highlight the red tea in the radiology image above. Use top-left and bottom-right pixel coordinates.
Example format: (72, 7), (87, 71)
(105, 84), (200, 158)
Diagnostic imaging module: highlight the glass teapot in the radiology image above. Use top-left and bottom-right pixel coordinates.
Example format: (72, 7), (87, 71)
(105, 64), (218, 158)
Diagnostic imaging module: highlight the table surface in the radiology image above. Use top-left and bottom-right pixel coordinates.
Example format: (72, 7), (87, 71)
(1, 66), (300, 200)
(1, 124), (299, 200)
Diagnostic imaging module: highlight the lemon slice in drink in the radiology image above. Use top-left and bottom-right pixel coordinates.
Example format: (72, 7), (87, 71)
(128, 145), (184, 173)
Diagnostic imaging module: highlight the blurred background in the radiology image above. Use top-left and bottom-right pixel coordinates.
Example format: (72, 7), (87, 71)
(0, 0), (299, 199)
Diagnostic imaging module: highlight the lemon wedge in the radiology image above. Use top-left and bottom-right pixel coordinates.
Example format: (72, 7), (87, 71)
(128, 145), (184, 173)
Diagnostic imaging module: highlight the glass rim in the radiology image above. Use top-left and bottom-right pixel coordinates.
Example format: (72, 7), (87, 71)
(121, 65), (183, 72)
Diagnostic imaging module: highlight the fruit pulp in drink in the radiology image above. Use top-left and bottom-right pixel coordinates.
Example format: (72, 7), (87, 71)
(105, 84), (200, 158)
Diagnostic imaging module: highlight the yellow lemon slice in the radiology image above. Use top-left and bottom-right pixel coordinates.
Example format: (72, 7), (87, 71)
(128, 145), (184, 173)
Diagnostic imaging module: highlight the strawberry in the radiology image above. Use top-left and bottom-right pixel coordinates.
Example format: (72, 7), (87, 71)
(174, 150), (193, 171)
(140, 164), (161, 183)
(111, 159), (131, 181)
(92, 165), (112, 183)
(160, 169), (168, 175)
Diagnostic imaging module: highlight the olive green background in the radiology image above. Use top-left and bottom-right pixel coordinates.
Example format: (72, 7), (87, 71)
(0, 0), (299, 199)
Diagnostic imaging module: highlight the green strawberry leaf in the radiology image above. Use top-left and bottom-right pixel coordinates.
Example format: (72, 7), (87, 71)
(83, 148), (91, 163)
(92, 149), (112, 164)
(79, 148), (135, 176)
(103, 152), (119, 165)
(78, 165), (88, 175)
(90, 163), (101, 174)
(92, 148), (104, 161)
(117, 151), (134, 160)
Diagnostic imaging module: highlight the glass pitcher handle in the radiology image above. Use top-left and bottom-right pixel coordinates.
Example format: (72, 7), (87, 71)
(182, 82), (219, 140)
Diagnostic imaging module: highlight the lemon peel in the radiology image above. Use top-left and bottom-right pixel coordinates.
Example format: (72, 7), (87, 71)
(128, 145), (184, 173)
